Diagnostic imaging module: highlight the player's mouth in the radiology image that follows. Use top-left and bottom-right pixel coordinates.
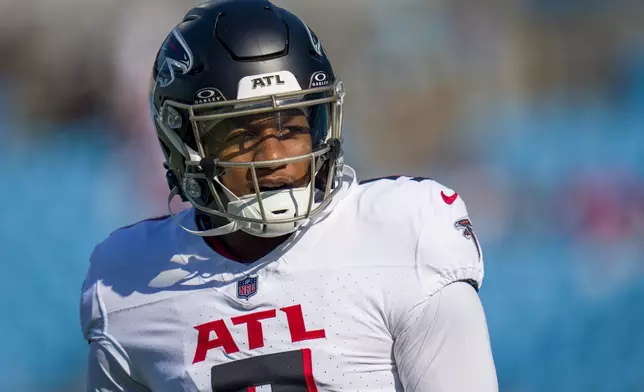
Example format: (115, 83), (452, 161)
(255, 179), (295, 193)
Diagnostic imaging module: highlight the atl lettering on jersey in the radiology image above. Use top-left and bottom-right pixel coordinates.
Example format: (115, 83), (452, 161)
(192, 304), (325, 363)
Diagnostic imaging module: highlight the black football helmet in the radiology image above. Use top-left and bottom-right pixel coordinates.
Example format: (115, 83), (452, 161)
(150, 0), (346, 237)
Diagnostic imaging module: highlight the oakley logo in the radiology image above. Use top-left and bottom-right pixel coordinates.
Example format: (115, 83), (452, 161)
(194, 88), (226, 104)
(309, 71), (330, 88)
(252, 75), (286, 89)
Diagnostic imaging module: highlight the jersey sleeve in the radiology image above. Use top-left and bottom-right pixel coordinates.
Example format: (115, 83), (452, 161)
(379, 179), (492, 388)
(81, 244), (150, 392)
(362, 178), (486, 325)
(414, 181), (484, 296)
(392, 282), (498, 392)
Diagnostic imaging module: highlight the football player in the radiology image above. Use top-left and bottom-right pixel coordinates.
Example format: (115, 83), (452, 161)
(81, 1), (498, 391)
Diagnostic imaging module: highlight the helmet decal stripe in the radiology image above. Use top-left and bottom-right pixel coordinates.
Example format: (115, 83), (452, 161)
(304, 24), (323, 56)
(156, 28), (195, 88)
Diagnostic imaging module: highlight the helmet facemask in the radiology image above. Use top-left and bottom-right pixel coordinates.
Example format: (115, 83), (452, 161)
(153, 80), (346, 237)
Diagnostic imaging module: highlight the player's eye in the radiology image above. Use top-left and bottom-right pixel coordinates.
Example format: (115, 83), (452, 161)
(225, 129), (257, 143)
(276, 126), (310, 140)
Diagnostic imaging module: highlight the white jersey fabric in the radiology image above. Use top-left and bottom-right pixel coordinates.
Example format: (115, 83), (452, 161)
(81, 166), (497, 392)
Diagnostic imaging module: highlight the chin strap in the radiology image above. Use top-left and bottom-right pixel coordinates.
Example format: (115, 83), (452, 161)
(167, 187), (239, 237)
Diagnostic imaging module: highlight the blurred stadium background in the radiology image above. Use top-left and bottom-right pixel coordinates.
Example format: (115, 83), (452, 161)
(0, 0), (643, 391)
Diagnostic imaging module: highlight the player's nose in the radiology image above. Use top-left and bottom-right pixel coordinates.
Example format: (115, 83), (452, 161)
(253, 128), (288, 163)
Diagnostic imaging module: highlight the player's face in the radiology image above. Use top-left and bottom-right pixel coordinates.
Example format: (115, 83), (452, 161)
(203, 110), (313, 197)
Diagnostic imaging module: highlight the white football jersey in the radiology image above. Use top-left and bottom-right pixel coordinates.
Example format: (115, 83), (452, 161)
(81, 166), (495, 392)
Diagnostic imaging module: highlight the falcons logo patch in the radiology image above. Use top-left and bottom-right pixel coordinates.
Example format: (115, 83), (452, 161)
(454, 218), (482, 262)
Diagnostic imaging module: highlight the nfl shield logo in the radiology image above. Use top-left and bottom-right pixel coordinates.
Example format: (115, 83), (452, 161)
(237, 276), (258, 300)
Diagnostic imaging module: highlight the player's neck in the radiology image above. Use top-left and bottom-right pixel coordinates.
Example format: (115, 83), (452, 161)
(196, 212), (291, 263)
(208, 231), (291, 264)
